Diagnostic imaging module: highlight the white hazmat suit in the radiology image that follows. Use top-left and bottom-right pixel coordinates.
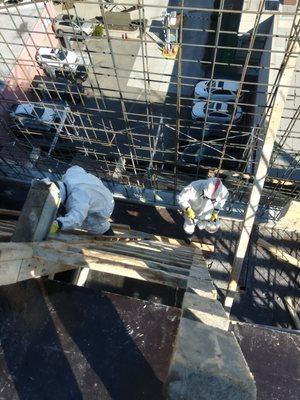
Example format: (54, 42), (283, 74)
(56, 166), (115, 234)
(177, 178), (229, 235)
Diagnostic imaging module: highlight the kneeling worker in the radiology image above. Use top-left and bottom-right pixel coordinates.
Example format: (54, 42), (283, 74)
(50, 165), (115, 236)
(177, 177), (228, 238)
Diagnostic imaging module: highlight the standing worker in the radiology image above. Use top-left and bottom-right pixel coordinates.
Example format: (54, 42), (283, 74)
(50, 166), (115, 236)
(177, 177), (229, 239)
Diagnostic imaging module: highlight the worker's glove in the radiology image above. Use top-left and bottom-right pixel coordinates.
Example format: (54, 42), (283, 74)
(185, 207), (195, 220)
(210, 210), (219, 222)
(50, 220), (61, 234)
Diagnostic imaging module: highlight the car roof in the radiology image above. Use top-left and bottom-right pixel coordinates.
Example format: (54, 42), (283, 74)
(15, 103), (58, 114)
(38, 47), (59, 56)
(56, 14), (81, 21)
(15, 103), (34, 114)
(192, 101), (206, 114)
(209, 101), (229, 113)
(215, 80), (239, 91)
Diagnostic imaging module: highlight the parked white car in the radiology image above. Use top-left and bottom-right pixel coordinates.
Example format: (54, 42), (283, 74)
(10, 103), (75, 133)
(52, 14), (94, 38)
(36, 48), (78, 70)
(194, 80), (241, 102)
(192, 101), (243, 123)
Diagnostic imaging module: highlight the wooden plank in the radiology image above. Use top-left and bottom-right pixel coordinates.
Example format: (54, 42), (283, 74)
(86, 243), (193, 268)
(12, 180), (60, 242)
(38, 240), (194, 274)
(0, 220), (17, 227)
(0, 209), (20, 217)
(283, 296), (300, 330)
(29, 246), (188, 289)
(0, 259), (32, 286)
(152, 235), (214, 252)
(82, 247), (190, 276)
(0, 242), (33, 261)
(258, 238), (300, 269)
(51, 230), (145, 242)
(110, 223), (131, 231)
(100, 240), (196, 260)
(0, 226), (15, 234)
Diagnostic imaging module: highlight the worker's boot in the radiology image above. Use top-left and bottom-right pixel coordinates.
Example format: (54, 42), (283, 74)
(184, 235), (193, 245)
(103, 227), (115, 236)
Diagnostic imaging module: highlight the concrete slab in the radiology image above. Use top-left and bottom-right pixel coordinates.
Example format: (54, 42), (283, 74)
(182, 292), (229, 330)
(234, 323), (300, 400)
(166, 318), (257, 400)
(0, 278), (181, 400)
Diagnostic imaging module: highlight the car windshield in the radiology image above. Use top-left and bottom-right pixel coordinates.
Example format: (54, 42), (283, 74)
(56, 49), (66, 61)
(76, 18), (84, 26)
(207, 103), (216, 113)
(215, 103), (222, 111)
(227, 104), (234, 114)
(33, 107), (45, 118)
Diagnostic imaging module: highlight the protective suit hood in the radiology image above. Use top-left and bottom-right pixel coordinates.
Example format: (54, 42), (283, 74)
(203, 178), (223, 200)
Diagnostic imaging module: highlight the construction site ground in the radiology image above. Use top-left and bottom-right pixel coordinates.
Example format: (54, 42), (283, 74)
(0, 178), (299, 399)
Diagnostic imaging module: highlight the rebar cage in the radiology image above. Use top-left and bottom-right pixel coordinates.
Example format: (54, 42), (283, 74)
(0, 0), (299, 212)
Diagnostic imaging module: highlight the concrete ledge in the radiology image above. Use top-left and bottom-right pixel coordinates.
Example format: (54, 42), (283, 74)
(188, 264), (212, 280)
(166, 319), (257, 400)
(187, 279), (217, 299)
(182, 293), (229, 331)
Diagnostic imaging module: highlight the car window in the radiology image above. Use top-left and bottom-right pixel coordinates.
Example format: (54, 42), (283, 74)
(227, 104), (234, 113)
(33, 107), (45, 118)
(212, 90), (225, 95)
(42, 55), (51, 60)
(75, 19), (84, 26)
(210, 112), (222, 117)
(222, 90), (232, 95)
(60, 21), (71, 26)
(17, 112), (31, 118)
(57, 50), (66, 61)
(62, 14), (73, 20)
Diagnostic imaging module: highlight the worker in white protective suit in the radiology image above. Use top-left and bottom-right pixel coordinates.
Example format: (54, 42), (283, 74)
(177, 178), (229, 237)
(50, 166), (115, 236)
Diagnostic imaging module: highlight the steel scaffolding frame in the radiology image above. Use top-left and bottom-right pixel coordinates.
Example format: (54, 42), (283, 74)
(0, 0), (299, 211)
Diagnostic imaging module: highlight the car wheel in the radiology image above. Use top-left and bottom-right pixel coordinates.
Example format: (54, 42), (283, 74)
(57, 29), (63, 37)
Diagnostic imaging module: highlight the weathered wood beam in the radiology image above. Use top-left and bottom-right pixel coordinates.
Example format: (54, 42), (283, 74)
(258, 238), (300, 269)
(12, 180), (60, 242)
(153, 235), (214, 252)
(31, 246), (188, 289)
(0, 209), (20, 217)
(283, 296), (300, 330)
(0, 243), (34, 285)
(86, 244), (193, 269)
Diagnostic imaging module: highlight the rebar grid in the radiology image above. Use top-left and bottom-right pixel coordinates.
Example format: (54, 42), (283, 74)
(0, 0), (299, 209)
